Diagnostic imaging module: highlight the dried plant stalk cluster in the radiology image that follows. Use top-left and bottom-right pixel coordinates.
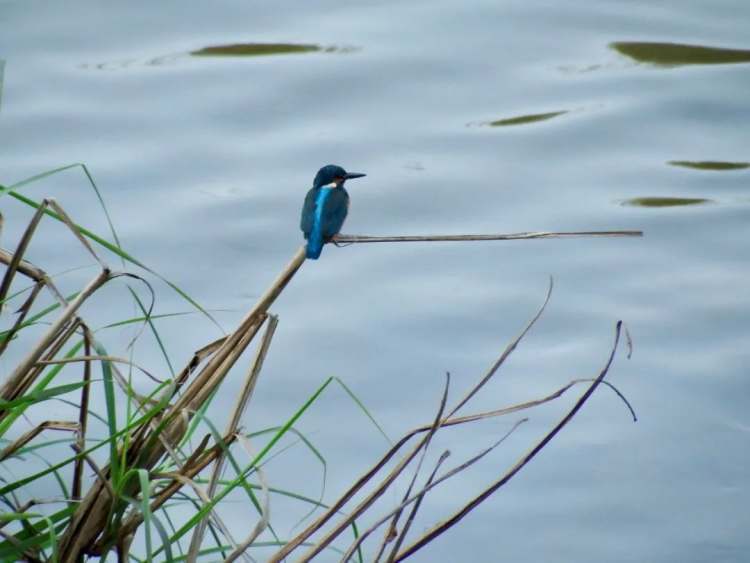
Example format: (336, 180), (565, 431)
(0, 200), (633, 562)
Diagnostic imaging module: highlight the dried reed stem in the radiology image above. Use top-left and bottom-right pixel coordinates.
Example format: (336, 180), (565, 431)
(59, 248), (306, 562)
(72, 328), (93, 502)
(270, 283), (553, 562)
(0, 249), (47, 283)
(187, 315), (279, 562)
(373, 374), (450, 561)
(113, 433), (239, 544)
(392, 321), (623, 561)
(334, 230), (643, 244)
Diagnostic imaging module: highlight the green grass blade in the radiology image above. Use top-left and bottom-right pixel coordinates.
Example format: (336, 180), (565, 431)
(0, 396), (175, 497)
(98, 311), (194, 331)
(92, 339), (120, 484)
(0, 512), (59, 561)
(0, 339), (85, 439)
(0, 291), (81, 344)
(136, 469), (153, 562)
(333, 376), (392, 445)
(157, 376), (335, 553)
(0, 381), (90, 412)
(127, 285), (175, 377)
(2, 186), (222, 331)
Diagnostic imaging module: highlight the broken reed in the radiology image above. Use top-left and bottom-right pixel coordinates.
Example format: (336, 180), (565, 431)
(0, 190), (637, 561)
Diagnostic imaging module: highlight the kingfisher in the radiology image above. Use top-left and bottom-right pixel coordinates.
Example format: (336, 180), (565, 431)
(300, 164), (366, 259)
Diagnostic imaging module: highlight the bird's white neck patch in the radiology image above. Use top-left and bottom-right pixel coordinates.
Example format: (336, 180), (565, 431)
(320, 182), (337, 189)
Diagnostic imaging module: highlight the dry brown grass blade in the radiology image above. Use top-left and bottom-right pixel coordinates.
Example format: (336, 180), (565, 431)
(112, 432), (239, 546)
(175, 336), (228, 386)
(392, 321), (624, 561)
(116, 532), (134, 563)
(302, 374), (627, 556)
(224, 434), (271, 563)
(0, 199), (49, 304)
(64, 295), (276, 558)
(0, 420), (78, 462)
(334, 230), (643, 244)
(0, 248), (47, 284)
(0, 248), (48, 282)
(169, 246), (305, 416)
(161, 473), (245, 559)
(70, 443), (117, 503)
(72, 328), (94, 501)
(384, 451), (450, 563)
(270, 286), (553, 562)
(47, 199), (109, 271)
(127, 315), (266, 473)
(0, 280), (44, 357)
(447, 277), (553, 418)
(373, 373), (451, 562)
(35, 354), (162, 384)
(0, 269), (109, 403)
(274, 380), (577, 562)
(341, 419), (527, 562)
(434, 376), (637, 430)
(0, 318), (82, 422)
(72, 250), (306, 561)
(291, 385), (462, 563)
(59, 470), (118, 559)
(369, 450), (450, 563)
(286, 430), (428, 561)
(187, 314), (279, 561)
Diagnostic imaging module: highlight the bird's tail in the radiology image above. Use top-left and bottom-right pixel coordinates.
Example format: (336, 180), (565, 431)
(306, 233), (324, 259)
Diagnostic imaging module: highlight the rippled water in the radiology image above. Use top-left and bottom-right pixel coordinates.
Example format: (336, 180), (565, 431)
(2, 1), (749, 561)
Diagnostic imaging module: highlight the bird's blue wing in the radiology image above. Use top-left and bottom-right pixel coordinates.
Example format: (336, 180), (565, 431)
(300, 187), (318, 238)
(321, 188), (350, 239)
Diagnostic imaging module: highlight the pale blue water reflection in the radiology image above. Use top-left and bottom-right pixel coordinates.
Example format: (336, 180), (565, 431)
(1, 0), (749, 561)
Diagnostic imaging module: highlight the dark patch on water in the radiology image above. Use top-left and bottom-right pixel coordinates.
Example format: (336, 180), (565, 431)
(668, 160), (750, 171)
(479, 110), (568, 127)
(621, 196), (713, 207)
(190, 43), (352, 57)
(611, 41), (750, 67)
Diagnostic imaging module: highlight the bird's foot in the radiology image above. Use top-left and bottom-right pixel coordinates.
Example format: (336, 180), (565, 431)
(331, 234), (353, 248)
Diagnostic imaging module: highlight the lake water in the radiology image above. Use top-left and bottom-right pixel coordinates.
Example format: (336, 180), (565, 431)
(1, 1), (749, 561)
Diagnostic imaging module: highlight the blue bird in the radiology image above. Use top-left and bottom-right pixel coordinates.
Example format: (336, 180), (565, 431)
(300, 164), (366, 259)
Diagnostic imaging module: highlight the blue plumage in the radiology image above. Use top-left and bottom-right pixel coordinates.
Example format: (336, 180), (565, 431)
(300, 165), (365, 259)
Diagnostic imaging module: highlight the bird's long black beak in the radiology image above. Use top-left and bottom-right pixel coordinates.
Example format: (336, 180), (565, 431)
(344, 172), (366, 180)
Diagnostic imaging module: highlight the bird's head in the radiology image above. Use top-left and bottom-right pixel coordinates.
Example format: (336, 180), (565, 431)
(313, 164), (366, 189)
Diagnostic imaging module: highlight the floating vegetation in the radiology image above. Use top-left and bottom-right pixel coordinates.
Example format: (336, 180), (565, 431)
(480, 110), (568, 128)
(610, 41), (750, 67)
(668, 160), (750, 171)
(622, 196), (713, 208)
(81, 43), (355, 71)
(190, 42), (352, 57)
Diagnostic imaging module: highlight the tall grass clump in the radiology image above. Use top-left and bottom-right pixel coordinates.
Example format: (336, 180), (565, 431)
(0, 166), (635, 562)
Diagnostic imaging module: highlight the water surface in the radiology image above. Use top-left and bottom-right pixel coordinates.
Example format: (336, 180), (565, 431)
(1, 1), (749, 561)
